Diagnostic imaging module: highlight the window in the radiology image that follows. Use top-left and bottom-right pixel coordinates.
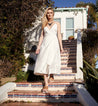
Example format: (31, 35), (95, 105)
(66, 18), (74, 39)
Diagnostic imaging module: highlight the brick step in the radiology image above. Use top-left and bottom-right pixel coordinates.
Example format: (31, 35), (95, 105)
(63, 47), (76, 49)
(62, 41), (77, 45)
(61, 61), (76, 64)
(60, 67), (76, 70)
(54, 73), (76, 80)
(61, 62), (76, 65)
(61, 64), (76, 68)
(60, 69), (76, 73)
(15, 82), (74, 91)
(61, 57), (76, 62)
(60, 70), (73, 73)
(61, 55), (76, 58)
(61, 49), (76, 52)
(1, 102), (82, 106)
(61, 51), (76, 55)
(61, 53), (76, 56)
(8, 90), (78, 102)
(63, 45), (76, 48)
(63, 45), (76, 47)
(54, 79), (83, 83)
(63, 44), (76, 46)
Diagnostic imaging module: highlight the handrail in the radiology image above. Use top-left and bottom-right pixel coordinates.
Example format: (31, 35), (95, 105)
(76, 30), (83, 80)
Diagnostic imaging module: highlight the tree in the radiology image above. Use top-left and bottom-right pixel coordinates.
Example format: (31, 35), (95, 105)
(43, 0), (54, 8)
(0, 0), (52, 78)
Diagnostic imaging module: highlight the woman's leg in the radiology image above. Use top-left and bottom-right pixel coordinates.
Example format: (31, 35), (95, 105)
(44, 74), (48, 86)
(41, 74), (48, 93)
(49, 74), (54, 82)
(50, 74), (54, 78)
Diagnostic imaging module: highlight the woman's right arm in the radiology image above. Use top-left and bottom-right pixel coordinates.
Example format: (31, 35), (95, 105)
(35, 30), (44, 54)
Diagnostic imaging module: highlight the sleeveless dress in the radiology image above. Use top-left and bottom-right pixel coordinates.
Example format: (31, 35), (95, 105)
(34, 23), (61, 75)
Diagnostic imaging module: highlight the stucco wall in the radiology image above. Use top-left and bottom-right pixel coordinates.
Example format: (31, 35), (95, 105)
(54, 8), (87, 40)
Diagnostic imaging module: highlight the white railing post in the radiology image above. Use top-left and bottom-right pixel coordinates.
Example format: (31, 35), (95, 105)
(76, 30), (83, 80)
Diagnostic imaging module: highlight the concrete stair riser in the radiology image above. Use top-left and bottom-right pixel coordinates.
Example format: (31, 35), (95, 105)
(54, 74), (76, 80)
(7, 97), (78, 103)
(15, 83), (74, 91)
(61, 64), (76, 67)
(8, 91), (78, 102)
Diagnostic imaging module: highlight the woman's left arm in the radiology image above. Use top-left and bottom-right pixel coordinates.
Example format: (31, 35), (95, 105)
(57, 22), (64, 53)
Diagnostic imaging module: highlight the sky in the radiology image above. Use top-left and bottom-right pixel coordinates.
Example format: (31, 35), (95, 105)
(52, 0), (96, 7)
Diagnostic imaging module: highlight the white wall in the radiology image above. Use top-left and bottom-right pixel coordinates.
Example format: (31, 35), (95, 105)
(54, 8), (87, 40)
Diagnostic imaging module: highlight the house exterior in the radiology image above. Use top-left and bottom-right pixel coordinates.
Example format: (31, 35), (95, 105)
(23, 7), (88, 80)
(53, 7), (88, 40)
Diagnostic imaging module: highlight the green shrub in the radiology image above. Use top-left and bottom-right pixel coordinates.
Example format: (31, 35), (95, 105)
(16, 70), (29, 82)
(80, 60), (98, 102)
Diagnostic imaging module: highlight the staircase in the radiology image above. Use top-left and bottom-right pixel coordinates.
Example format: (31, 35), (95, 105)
(7, 40), (82, 104)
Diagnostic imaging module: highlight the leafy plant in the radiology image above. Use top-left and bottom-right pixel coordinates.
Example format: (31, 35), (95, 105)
(80, 60), (98, 80)
(16, 70), (29, 82)
(68, 35), (74, 40)
(80, 59), (98, 102)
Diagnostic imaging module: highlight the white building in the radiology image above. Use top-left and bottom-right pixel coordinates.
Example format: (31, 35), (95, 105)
(23, 7), (88, 80)
(54, 7), (88, 40)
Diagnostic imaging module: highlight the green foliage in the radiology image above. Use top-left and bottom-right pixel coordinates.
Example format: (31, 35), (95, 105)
(16, 69), (43, 82)
(43, 0), (54, 8)
(96, 0), (98, 12)
(80, 60), (98, 102)
(16, 70), (29, 82)
(82, 29), (98, 66)
(0, 0), (44, 78)
(80, 60), (98, 80)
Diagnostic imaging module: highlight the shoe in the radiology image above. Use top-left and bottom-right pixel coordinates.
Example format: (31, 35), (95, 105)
(41, 86), (48, 93)
(49, 76), (54, 82)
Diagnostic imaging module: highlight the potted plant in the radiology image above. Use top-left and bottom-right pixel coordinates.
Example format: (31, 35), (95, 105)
(68, 35), (74, 40)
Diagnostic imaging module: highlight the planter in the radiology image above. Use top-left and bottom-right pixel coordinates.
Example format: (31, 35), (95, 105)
(68, 36), (74, 40)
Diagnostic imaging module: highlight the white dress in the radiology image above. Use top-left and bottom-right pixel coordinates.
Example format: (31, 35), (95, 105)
(34, 23), (61, 75)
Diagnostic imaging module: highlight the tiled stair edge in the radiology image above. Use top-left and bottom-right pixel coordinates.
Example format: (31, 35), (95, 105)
(0, 82), (16, 104)
(73, 83), (98, 106)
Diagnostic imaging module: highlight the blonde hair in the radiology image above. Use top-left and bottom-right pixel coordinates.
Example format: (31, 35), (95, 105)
(41, 7), (54, 29)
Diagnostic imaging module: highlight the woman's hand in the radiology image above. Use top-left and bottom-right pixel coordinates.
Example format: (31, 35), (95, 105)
(35, 46), (40, 54)
(35, 48), (40, 54)
(60, 48), (64, 53)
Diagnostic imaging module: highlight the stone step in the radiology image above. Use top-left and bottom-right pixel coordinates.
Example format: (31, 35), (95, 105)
(61, 64), (76, 68)
(61, 56), (76, 62)
(60, 70), (73, 73)
(61, 51), (76, 55)
(61, 53), (76, 56)
(60, 67), (76, 70)
(8, 90), (78, 102)
(15, 82), (74, 91)
(1, 102), (82, 106)
(61, 49), (76, 52)
(61, 68), (76, 73)
(61, 62), (76, 65)
(61, 54), (76, 58)
(63, 45), (76, 48)
(63, 46), (76, 50)
(54, 73), (76, 80)
(61, 61), (76, 64)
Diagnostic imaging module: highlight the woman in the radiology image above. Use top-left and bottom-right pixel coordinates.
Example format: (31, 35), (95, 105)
(34, 7), (64, 93)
